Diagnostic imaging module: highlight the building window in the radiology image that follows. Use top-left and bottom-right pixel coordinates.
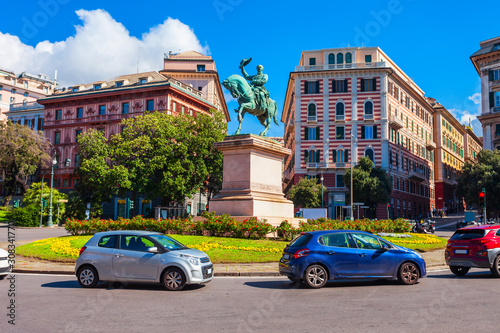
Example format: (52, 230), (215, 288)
(62, 179), (69, 188)
(304, 81), (319, 94)
(345, 52), (352, 64)
(55, 110), (62, 120)
(197, 64), (206, 72)
(304, 149), (320, 163)
(333, 149), (348, 163)
(11, 89), (16, 94)
(336, 126), (345, 140)
(116, 81), (124, 87)
(139, 78), (147, 84)
(491, 91), (500, 108)
(172, 101), (177, 112)
(335, 102), (345, 119)
(99, 105), (105, 115)
(23, 92), (28, 97)
(305, 127), (320, 140)
(361, 125), (377, 139)
(74, 154), (81, 168)
(10, 97), (15, 104)
(364, 101), (373, 115)
(94, 84), (101, 90)
(496, 124), (500, 136)
(365, 148), (374, 162)
(75, 129), (82, 142)
(23, 81), (28, 88)
(122, 102), (129, 114)
(189, 108), (193, 116)
(72, 87), (79, 92)
(307, 103), (316, 121)
(328, 53), (335, 64)
(309, 58), (316, 66)
(332, 79), (348, 93)
(77, 108), (83, 119)
(54, 132), (61, 144)
(147, 99), (154, 111)
(337, 53), (344, 64)
(44, 87), (48, 94)
(181, 105), (185, 114)
(494, 43), (500, 51)
(360, 78), (376, 92)
(336, 174), (345, 187)
(365, 55), (372, 63)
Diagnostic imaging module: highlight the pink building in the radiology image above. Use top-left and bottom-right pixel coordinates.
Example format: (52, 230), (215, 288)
(282, 47), (436, 220)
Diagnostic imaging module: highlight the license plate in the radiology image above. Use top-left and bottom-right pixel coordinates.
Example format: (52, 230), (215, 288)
(283, 254), (290, 260)
(455, 249), (468, 254)
(206, 268), (213, 275)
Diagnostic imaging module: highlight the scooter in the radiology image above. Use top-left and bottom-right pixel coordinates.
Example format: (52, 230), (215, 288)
(411, 220), (435, 234)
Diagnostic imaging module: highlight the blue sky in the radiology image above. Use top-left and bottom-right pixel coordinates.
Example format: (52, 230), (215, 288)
(1, 0), (498, 137)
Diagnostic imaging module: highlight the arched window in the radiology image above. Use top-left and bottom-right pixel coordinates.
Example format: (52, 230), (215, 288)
(336, 102), (345, 117)
(304, 149), (320, 163)
(308, 103), (317, 120)
(345, 52), (352, 64)
(328, 53), (335, 64)
(337, 53), (344, 64)
(364, 101), (373, 115)
(365, 148), (374, 162)
(337, 150), (344, 163)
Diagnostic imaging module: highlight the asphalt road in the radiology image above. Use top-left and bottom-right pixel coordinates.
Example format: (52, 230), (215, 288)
(0, 225), (69, 242)
(1, 271), (499, 333)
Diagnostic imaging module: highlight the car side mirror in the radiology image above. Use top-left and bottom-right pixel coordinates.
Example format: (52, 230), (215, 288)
(380, 244), (390, 251)
(148, 247), (159, 253)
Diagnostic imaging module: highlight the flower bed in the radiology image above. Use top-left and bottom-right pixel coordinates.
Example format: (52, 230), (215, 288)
(65, 213), (412, 241)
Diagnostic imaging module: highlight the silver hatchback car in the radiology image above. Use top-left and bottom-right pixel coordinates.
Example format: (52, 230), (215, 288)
(75, 231), (213, 291)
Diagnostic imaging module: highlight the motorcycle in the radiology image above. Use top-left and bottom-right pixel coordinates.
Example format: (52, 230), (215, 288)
(411, 220), (435, 234)
(456, 220), (479, 229)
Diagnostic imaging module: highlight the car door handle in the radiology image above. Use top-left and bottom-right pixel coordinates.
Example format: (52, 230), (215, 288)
(328, 251), (335, 255)
(115, 253), (123, 258)
(359, 253), (367, 257)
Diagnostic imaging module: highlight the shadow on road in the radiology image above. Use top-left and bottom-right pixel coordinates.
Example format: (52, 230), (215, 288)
(427, 271), (495, 280)
(244, 278), (404, 290)
(41, 280), (206, 291)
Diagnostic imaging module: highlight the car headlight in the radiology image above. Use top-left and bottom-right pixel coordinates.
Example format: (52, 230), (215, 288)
(413, 251), (423, 259)
(180, 254), (200, 266)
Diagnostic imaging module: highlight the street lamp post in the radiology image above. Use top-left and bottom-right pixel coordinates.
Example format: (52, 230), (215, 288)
(350, 132), (355, 221)
(320, 171), (324, 208)
(47, 151), (57, 227)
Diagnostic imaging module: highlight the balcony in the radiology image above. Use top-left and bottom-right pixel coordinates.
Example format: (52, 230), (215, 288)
(307, 163), (318, 169)
(335, 114), (345, 122)
(426, 140), (436, 151)
(389, 116), (404, 130)
(10, 101), (44, 111)
(409, 168), (426, 182)
(307, 115), (317, 122)
(493, 106), (500, 112)
(295, 62), (388, 72)
(363, 113), (374, 121)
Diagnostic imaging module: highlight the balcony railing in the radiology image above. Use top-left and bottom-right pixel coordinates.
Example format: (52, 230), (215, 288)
(10, 102), (44, 111)
(335, 114), (345, 121)
(363, 113), (374, 121)
(307, 163), (318, 169)
(389, 116), (404, 130)
(307, 115), (317, 122)
(425, 140), (436, 151)
(493, 106), (500, 112)
(409, 169), (426, 182)
(296, 62), (388, 72)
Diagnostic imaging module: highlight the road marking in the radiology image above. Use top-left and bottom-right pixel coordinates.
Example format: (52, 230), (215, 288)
(11, 273), (75, 277)
(436, 221), (460, 229)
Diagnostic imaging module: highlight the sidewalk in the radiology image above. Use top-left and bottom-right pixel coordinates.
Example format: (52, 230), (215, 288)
(10, 250), (447, 276)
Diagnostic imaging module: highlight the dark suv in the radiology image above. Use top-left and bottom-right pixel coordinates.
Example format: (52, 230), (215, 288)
(445, 225), (500, 277)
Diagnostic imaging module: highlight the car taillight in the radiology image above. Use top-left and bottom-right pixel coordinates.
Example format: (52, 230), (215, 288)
(476, 250), (488, 257)
(472, 239), (491, 244)
(294, 248), (310, 259)
(79, 246), (87, 256)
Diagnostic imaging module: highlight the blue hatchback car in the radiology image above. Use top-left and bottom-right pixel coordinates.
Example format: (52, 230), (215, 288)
(279, 230), (426, 288)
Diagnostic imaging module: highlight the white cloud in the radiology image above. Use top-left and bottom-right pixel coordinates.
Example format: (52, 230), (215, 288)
(0, 9), (208, 86)
(448, 108), (482, 135)
(468, 93), (481, 105)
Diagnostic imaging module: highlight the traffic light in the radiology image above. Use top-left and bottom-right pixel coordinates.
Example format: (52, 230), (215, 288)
(479, 188), (486, 208)
(129, 199), (134, 210)
(205, 204), (209, 211)
(64, 158), (71, 167)
(42, 198), (47, 207)
(13, 200), (19, 208)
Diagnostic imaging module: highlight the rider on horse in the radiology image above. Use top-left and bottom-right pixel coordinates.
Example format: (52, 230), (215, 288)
(240, 58), (270, 111)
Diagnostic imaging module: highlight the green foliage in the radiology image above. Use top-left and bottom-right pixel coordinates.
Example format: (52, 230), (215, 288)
(287, 177), (326, 208)
(0, 122), (51, 200)
(22, 182), (68, 219)
(344, 157), (392, 217)
(457, 150), (500, 216)
(8, 205), (40, 227)
(75, 111), (226, 207)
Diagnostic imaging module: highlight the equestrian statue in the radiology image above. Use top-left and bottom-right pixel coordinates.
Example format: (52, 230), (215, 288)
(222, 58), (279, 136)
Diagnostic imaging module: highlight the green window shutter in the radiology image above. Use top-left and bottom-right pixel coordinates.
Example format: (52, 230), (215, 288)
(304, 150), (309, 163)
(316, 150), (320, 162)
(345, 149), (349, 162)
(305, 127), (309, 140)
(360, 79), (365, 92)
(372, 78), (377, 91)
(344, 79), (348, 92)
(332, 150), (337, 162)
(374, 125), (378, 139)
(315, 81), (320, 93)
(304, 81), (309, 94)
(490, 92), (495, 108)
(316, 127), (320, 140)
(361, 126), (365, 139)
(332, 80), (336, 93)
(490, 70), (494, 81)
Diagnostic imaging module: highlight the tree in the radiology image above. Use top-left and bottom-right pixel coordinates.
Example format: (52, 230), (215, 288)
(0, 122), (51, 205)
(22, 181), (68, 221)
(287, 177), (327, 208)
(457, 150), (500, 217)
(75, 110), (226, 208)
(344, 157), (392, 218)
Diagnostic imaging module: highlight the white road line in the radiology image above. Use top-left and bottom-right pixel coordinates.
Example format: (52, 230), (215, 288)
(10, 273), (75, 277)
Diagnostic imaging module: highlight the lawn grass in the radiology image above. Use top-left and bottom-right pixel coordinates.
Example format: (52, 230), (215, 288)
(0, 210), (9, 222)
(16, 233), (447, 264)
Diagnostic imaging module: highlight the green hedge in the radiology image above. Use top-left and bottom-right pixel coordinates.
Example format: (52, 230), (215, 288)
(8, 205), (40, 227)
(65, 213), (411, 240)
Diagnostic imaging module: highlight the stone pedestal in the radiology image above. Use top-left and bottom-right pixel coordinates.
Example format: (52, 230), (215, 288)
(209, 134), (294, 224)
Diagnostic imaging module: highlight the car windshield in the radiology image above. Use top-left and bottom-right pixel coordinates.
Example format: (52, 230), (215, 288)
(451, 229), (487, 240)
(148, 234), (188, 251)
(289, 234), (312, 248)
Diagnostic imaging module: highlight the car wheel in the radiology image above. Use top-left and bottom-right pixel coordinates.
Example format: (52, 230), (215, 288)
(304, 265), (327, 289)
(398, 262), (419, 285)
(77, 266), (99, 288)
(163, 268), (186, 291)
(450, 266), (470, 276)
(490, 256), (500, 278)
